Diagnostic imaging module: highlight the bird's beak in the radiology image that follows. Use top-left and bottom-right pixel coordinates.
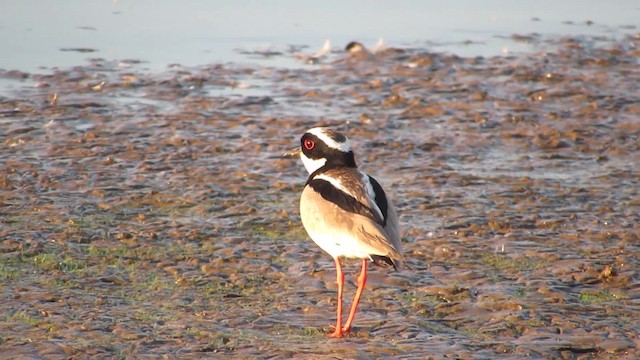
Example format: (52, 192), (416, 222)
(282, 148), (301, 158)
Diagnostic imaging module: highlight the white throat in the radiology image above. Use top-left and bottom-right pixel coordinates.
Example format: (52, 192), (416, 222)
(301, 153), (326, 174)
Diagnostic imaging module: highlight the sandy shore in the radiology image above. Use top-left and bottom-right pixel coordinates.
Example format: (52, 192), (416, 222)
(1, 32), (639, 358)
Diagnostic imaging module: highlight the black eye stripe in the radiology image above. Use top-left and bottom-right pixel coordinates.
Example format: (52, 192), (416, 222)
(301, 134), (324, 155)
(301, 132), (357, 168)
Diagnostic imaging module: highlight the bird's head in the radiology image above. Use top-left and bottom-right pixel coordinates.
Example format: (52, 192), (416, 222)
(285, 127), (357, 174)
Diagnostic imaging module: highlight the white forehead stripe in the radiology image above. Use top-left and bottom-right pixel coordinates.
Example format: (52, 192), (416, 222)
(307, 127), (351, 152)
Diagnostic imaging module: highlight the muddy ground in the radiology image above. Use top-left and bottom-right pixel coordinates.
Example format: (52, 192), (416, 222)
(1, 31), (639, 359)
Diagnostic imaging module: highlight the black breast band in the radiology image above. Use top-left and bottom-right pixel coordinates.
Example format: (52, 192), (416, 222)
(307, 178), (384, 226)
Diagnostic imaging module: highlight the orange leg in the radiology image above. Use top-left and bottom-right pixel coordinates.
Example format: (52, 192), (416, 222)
(328, 257), (345, 338)
(342, 258), (368, 333)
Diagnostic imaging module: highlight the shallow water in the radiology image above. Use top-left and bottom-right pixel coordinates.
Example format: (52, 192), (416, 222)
(2, 0), (639, 74)
(1, 11), (639, 360)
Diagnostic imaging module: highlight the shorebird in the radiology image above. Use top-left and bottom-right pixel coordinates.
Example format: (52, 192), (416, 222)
(345, 38), (387, 55)
(285, 127), (403, 338)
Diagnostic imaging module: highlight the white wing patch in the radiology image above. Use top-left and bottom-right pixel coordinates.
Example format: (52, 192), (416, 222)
(361, 172), (385, 223)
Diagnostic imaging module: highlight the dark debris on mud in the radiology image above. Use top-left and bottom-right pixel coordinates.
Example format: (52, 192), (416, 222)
(1, 32), (639, 359)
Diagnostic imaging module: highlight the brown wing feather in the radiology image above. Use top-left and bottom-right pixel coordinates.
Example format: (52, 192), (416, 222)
(322, 168), (402, 254)
(300, 168), (403, 264)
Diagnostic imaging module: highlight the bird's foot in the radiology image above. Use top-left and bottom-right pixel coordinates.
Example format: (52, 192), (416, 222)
(327, 325), (349, 338)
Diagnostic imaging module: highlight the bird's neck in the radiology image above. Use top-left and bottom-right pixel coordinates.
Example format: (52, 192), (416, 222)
(328, 151), (357, 169)
(306, 162), (358, 183)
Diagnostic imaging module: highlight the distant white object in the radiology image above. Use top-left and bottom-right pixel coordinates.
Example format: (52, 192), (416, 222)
(371, 37), (387, 54)
(295, 39), (332, 64)
(313, 39), (332, 58)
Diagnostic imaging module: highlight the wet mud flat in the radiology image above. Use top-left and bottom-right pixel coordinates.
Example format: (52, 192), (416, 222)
(1, 32), (639, 359)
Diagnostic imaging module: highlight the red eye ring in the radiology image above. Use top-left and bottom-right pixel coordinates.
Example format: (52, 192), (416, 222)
(303, 139), (315, 150)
